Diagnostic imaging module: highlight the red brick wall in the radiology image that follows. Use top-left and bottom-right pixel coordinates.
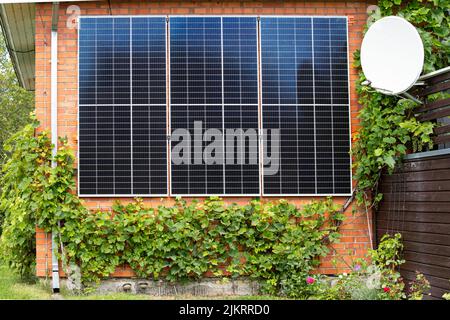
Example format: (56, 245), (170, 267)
(35, 0), (374, 278)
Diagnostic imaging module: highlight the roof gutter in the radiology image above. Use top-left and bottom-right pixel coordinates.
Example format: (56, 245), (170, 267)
(51, 1), (60, 294)
(0, 4), (28, 89)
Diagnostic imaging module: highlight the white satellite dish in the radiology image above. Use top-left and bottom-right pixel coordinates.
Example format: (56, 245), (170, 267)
(361, 16), (424, 97)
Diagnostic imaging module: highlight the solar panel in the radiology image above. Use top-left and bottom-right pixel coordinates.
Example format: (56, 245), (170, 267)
(78, 17), (167, 196)
(170, 17), (259, 195)
(260, 17), (351, 195)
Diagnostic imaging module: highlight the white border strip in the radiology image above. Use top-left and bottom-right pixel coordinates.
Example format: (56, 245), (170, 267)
(346, 16), (354, 195)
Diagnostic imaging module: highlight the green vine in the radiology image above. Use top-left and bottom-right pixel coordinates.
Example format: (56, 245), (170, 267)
(352, 0), (449, 207)
(0, 115), (85, 277)
(64, 196), (343, 298)
(0, 115), (344, 297)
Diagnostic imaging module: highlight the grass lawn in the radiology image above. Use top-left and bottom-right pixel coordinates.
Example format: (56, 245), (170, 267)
(0, 264), (284, 300)
(0, 264), (52, 300)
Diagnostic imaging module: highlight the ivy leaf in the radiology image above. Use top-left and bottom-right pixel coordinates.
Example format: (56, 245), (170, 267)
(383, 155), (396, 168)
(374, 148), (383, 157)
(396, 144), (407, 154)
(382, 137), (396, 144)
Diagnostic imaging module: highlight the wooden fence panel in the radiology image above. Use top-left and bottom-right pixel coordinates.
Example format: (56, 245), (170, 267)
(414, 68), (450, 149)
(376, 154), (450, 300)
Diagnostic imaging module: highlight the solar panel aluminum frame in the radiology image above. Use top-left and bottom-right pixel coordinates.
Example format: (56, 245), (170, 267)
(168, 15), (261, 197)
(77, 15), (169, 197)
(259, 15), (353, 197)
(76, 15), (353, 197)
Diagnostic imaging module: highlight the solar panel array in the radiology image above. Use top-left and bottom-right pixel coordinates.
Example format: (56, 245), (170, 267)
(78, 16), (351, 196)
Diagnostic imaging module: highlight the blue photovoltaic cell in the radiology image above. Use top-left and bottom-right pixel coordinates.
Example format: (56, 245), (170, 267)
(170, 17), (222, 105)
(222, 17), (258, 105)
(78, 17), (167, 195)
(132, 17), (166, 105)
(79, 17), (131, 106)
(260, 17), (351, 195)
(170, 17), (259, 195)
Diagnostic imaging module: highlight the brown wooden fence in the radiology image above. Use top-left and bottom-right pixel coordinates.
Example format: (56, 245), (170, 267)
(414, 66), (450, 148)
(376, 67), (450, 300)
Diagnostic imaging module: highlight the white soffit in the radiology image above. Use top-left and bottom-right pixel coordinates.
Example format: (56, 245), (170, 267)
(0, 1), (98, 91)
(0, 2), (35, 90)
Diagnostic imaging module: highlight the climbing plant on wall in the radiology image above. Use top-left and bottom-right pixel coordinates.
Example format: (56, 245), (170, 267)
(352, 0), (449, 207)
(0, 115), (84, 277)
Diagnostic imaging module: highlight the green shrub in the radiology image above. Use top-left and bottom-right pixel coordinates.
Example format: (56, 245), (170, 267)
(64, 197), (343, 297)
(311, 233), (430, 300)
(0, 115), (85, 277)
(369, 233), (405, 270)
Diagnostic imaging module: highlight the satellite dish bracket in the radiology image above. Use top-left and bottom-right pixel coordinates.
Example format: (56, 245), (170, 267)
(361, 80), (423, 104)
(400, 92), (423, 105)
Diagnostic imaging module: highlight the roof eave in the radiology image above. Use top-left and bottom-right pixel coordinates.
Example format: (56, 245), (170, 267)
(0, 3), (35, 91)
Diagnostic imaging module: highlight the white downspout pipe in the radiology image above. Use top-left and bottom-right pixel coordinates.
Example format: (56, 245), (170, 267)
(50, 1), (60, 294)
